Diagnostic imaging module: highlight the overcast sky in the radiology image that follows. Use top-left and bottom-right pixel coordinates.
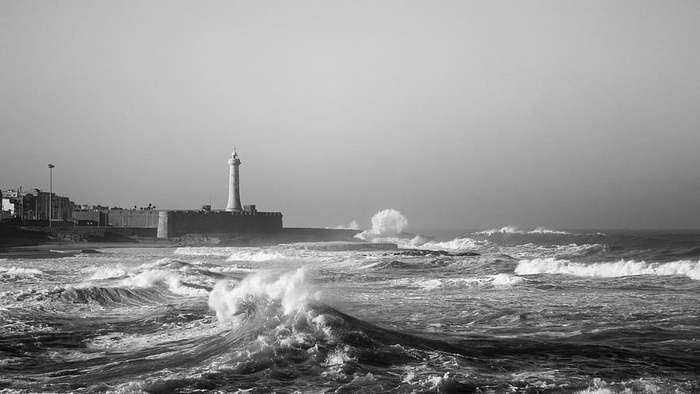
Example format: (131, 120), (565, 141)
(2, 1), (699, 230)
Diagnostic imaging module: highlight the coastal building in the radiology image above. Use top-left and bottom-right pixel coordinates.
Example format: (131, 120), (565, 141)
(71, 206), (159, 228)
(106, 208), (160, 228)
(0, 189), (9, 220)
(1, 188), (74, 224)
(1, 150), (358, 243)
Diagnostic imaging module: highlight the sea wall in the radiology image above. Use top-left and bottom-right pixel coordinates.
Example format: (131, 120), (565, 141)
(107, 209), (159, 228)
(157, 210), (283, 238)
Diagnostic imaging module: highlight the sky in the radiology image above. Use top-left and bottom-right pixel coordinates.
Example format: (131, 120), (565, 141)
(1, 0), (699, 230)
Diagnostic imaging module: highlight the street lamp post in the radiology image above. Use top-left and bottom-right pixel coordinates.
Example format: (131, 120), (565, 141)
(48, 164), (54, 227)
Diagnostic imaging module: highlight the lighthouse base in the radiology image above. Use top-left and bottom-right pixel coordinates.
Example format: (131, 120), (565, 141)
(156, 210), (282, 239)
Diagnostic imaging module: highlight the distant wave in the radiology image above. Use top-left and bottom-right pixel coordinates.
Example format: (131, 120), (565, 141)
(387, 274), (525, 291)
(515, 258), (700, 280)
(226, 250), (292, 262)
(530, 227), (571, 235)
(176, 247), (298, 262)
(427, 274), (525, 289)
(474, 226), (571, 236)
(409, 236), (487, 252)
(474, 226), (523, 235)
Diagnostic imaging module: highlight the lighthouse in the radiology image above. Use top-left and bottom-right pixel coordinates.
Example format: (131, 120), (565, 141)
(226, 148), (243, 212)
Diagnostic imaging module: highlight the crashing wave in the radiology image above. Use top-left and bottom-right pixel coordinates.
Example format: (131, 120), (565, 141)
(208, 268), (319, 322)
(356, 209), (408, 242)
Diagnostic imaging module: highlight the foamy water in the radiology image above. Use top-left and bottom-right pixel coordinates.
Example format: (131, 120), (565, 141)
(0, 216), (698, 393)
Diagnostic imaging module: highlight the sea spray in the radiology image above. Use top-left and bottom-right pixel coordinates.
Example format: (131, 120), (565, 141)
(208, 268), (319, 324)
(331, 220), (360, 230)
(356, 209), (408, 242)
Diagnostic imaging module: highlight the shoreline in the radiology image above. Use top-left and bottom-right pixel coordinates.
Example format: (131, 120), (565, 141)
(0, 226), (363, 259)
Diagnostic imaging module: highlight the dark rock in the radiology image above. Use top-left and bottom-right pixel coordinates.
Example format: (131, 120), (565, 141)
(392, 249), (480, 257)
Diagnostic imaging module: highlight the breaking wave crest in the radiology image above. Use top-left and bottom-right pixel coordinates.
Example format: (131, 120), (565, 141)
(209, 268), (319, 322)
(515, 258), (700, 280)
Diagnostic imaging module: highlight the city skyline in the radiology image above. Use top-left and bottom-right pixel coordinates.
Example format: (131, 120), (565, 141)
(2, 1), (699, 230)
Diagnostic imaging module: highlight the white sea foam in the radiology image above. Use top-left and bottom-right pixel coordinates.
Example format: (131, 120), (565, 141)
(207, 264), (255, 273)
(494, 243), (605, 260)
(89, 265), (129, 280)
(356, 209), (408, 242)
(323, 347), (354, 366)
(137, 258), (180, 270)
(475, 226), (570, 236)
(530, 227), (571, 235)
(410, 237), (488, 252)
(225, 250), (291, 262)
(410, 274), (525, 290)
(0, 266), (43, 277)
(208, 267), (319, 323)
(491, 273), (526, 286)
(113, 270), (206, 297)
(516, 258), (700, 280)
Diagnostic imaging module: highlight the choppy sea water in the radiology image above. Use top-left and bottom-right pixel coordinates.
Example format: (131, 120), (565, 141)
(1, 226), (699, 393)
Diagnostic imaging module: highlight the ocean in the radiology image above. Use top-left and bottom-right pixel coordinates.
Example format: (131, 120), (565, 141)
(1, 212), (699, 393)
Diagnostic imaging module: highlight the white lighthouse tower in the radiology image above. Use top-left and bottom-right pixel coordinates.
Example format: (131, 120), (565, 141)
(226, 148), (243, 212)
